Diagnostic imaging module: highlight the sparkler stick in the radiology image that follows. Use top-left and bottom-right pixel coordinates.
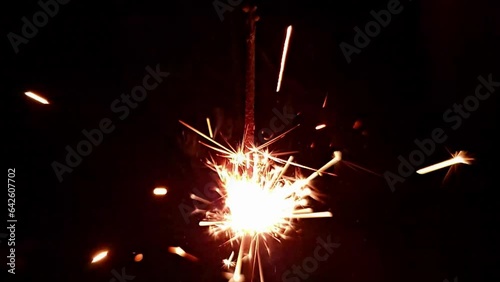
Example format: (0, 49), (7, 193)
(276, 25), (293, 92)
(416, 151), (472, 174)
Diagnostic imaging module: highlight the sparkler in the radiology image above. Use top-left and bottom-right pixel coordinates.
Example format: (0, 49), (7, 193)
(416, 151), (473, 174)
(180, 119), (341, 281)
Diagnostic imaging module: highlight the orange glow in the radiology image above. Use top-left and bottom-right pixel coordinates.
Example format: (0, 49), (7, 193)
(134, 253), (143, 262)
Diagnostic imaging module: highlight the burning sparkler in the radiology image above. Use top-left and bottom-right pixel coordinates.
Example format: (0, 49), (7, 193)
(417, 151), (473, 174)
(179, 119), (341, 281)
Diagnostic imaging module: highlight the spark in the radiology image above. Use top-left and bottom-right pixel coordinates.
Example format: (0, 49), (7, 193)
(207, 117), (214, 138)
(223, 251), (235, 269)
(180, 120), (341, 281)
(153, 187), (167, 195)
(276, 25), (293, 92)
(315, 124), (326, 130)
(134, 253), (143, 262)
(168, 246), (199, 262)
(91, 250), (108, 263)
(322, 93), (328, 108)
(417, 151), (473, 174)
(24, 91), (49, 104)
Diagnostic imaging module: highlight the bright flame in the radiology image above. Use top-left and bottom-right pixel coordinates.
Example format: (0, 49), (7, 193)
(153, 187), (167, 195)
(24, 91), (49, 104)
(180, 120), (341, 281)
(91, 250), (108, 263)
(276, 25), (293, 92)
(417, 151), (473, 174)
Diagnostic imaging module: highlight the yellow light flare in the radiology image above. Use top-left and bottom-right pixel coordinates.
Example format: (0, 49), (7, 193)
(153, 187), (167, 195)
(417, 151), (473, 174)
(276, 25), (293, 92)
(91, 250), (108, 263)
(315, 124), (326, 130)
(180, 120), (341, 281)
(24, 91), (49, 104)
(168, 246), (198, 262)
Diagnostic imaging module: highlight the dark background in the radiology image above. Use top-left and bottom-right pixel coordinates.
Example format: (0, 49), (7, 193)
(2, 0), (499, 281)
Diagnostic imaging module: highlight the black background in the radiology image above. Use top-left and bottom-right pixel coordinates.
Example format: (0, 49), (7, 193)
(2, 0), (499, 281)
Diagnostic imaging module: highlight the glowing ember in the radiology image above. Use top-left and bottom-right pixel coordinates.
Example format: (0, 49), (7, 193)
(24, 91), (49, 104)
(134, 253), (143, 262)
(91, 250), (108, 263)
(153, 187), (167, 195)
(179, 120), (341, 281)
(417, 151), (473, 174)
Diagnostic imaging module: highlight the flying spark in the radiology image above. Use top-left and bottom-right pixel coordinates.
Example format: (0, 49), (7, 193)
(91, 250), (108, 263)
(24, 91), (49, 104)
(207, 117), (214, 138)
(180, 120), (341, 281)
(322, 93), (328, 108)
(276, 25), (293, 92)
(168, 246), (199, 262)
(153, 187), (167, 195)
(315, 124), (326, 130)
(417, 151), (473, 174)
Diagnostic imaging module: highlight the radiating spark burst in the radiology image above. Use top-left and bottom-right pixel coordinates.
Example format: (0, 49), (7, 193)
(179, 120), (341, 281)
(24, 91), (49, 104)
(417, 151), (473, 175)
(276, 25), (293, 92)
